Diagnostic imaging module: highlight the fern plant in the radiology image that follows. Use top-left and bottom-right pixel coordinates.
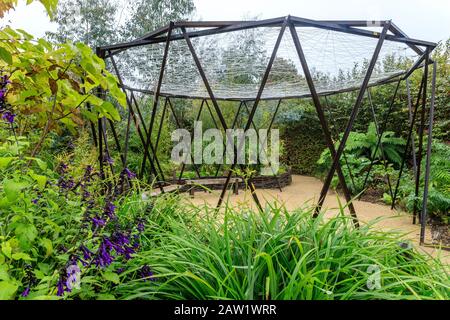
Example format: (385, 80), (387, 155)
(394, 141), (450, 224)
(316, 123), (406, 195)
(339, 122), (406, 166)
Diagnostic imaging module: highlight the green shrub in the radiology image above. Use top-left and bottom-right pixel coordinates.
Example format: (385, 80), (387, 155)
(281, 111), (327, 175)
(395, 141), (450, 223)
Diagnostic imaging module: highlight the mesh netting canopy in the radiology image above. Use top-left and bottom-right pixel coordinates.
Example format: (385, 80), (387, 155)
(100, 16), (431, 101)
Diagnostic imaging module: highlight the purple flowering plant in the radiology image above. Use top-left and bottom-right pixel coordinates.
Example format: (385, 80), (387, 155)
(0, 153), (151, 299)
(0, 73), (16, 125)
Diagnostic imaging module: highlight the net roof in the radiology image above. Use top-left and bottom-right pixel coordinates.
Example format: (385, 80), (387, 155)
(108, 20), (421, 101)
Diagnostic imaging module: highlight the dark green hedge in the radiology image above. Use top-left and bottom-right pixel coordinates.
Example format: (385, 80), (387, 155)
(281, 113), (327, 175)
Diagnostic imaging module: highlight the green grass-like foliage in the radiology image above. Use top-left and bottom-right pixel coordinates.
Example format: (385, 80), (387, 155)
(114, 195), (449, 300)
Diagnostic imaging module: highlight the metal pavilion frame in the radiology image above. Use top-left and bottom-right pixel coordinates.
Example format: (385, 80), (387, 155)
(94, 16), (437, 244)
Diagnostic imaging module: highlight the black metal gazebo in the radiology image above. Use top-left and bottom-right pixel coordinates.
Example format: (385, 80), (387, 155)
(93, 16), (437, 245)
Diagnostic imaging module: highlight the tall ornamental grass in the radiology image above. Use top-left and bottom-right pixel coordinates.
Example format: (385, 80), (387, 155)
(114, 195), (449, 300)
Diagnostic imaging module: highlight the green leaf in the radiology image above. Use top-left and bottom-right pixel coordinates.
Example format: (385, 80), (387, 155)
(100, 101), (120, 121)
(40, 238), (53, 258)
(1, 242), (12, 259)
(0, 47), (12, 65)
(0, 281), (18, 300)
(37, 0), (58, 19)
(0, 197), (10, 209)
(0, 157), (15, 169)
(29, 172), (47, 190)
(0, 265), (9, 281)
(15, 224), (38, 249)
(3, 179), (28, 202)
(34, 269), (45, 280)
(96, 293), (116, 300)
(34, 158), (48, 171)
(102, 271), (120, 284)
(12, 252), (34, 261)
(81, 109), (98, 122)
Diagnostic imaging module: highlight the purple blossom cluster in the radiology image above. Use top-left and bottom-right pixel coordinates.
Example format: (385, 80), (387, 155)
(57, 163), (75, 192)
(140, 265), (156, 282)
(0, 74), (15, 124)
(93, 231), (139, 267)
(20, 264), (36, 297)
(16, 156), (151, 297)
(123, 168), (136, 179)
(51, 164), (150, 297)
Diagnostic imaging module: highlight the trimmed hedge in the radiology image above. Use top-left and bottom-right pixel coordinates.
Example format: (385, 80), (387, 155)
(281, 113), (327, 175)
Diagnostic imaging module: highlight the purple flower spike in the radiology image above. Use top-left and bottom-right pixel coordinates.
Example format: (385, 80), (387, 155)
(21, 286), (30, 297)
(123, 168), (136, 179)
(92, 216), (106, 228)
(116, 267), (125, 274)
(104, 201), (116, 219)
(137, 221), (145, 232)
(56, 278), (65, 296)
(2, 111), (15, 123)
(82, 191), (91, 199)
(80, 245), (93, 261)
(95, 241), (114, 267)
(140, 265), (156, 282)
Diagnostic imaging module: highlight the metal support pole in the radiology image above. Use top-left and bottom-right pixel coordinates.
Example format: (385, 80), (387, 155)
(406, 78), (419, 225)
(107, 118), (126, 166)
(95, 48), (106, 180)
(128, 91), (166, 182)
(412, 49), (430, 221)
(406, 79), (418, 183)
(141, 23), (174, 178)
(130, 91), (148, 133)
(391, 73), (426, 209)
(314, 22), (390, 220)
(420, 61), (436, 245)
(289, 20), (364, 226)
(217, 18), (287, 210)
(179, 99), (205, 181)
(100, 117), (116, 184)
(205, 100), (220, 130)
(106, 117), (131, 191)
(153, 97), (168, 162)
(210, 19), (288, 210)
(98, 117), (104, 180)
(108, 55), (165, 191)
(363, 78), (402, 189)
(365, 88), (394, 199)
(324, 96), (356, 192)
(166, 97), (202, 179)
(214, 100), (244, 177)
(243, 100), (283, 192)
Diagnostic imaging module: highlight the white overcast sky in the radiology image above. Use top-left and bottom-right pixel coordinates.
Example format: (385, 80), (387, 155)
(1, 0), (449, 43)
